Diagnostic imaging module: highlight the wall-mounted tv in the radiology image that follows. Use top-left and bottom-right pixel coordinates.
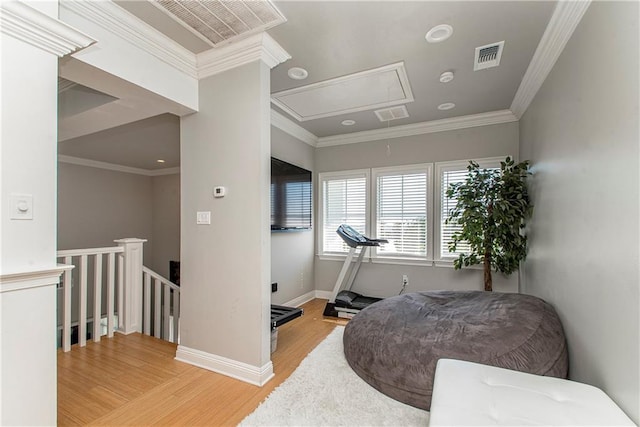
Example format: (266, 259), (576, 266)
(271, 157), (312, 231)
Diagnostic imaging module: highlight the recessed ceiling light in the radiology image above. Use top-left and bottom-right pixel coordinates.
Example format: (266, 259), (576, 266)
(341, 119), (356, 126)
(437, 102), (456, 111)
(426, 24), (453, 43)
(157, 159), (166, 163)
(288, 67), (309, 80)
(439, 71), (454, 83)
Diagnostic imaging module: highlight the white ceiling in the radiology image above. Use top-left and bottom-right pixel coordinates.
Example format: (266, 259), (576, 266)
(60, 0), (558, 169)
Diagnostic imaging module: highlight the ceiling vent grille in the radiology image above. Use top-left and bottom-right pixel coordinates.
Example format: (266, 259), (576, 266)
(153, 0), (286, 47)
(374, 105), (409, 122)
(474, 41), (505, 71)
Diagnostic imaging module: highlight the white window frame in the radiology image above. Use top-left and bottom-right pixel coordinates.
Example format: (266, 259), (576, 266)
(371, 163), (434, 263)
(317, 169), (370, 259)
(434, 156), (505, 266)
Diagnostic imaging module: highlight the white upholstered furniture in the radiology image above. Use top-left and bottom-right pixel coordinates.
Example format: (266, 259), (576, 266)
(429, 359), (636, 426)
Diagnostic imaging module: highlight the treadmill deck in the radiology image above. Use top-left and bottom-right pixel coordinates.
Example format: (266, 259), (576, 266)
(270, 304), (303, 330)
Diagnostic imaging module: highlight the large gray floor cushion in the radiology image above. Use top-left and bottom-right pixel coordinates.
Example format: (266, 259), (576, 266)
(343, 291), (568, 410)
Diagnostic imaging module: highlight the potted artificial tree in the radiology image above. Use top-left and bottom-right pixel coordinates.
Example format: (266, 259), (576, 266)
(445, 157), (532, 291)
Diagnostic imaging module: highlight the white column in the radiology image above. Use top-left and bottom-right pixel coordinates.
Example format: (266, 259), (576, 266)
(0, 1), (94, 425)
(115, 238), (147, 334)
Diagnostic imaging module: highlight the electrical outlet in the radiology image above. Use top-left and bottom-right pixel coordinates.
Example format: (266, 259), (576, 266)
(402, 274), (409, 286)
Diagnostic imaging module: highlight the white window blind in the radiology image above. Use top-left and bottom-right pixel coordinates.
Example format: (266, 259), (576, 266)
(374, 167), (430, 258)
(321, 173), (367, 253)
(440, 168), (472, 258)
(438, 158), (501, 259)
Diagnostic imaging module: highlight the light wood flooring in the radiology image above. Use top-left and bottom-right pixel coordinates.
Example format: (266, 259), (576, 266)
(58, 298), (339, 426)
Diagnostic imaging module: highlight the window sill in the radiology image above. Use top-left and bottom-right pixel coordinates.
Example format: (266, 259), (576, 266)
(434, 260), (483, 270)
(371, 257), (433, 267)
(318, 254), (434, 267)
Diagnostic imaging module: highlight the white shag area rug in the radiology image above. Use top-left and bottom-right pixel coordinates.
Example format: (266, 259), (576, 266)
(240, 326), (429, 426)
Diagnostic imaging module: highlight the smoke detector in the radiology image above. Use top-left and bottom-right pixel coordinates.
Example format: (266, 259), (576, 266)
(474, 41), (505, 71)
(439, 71), (454, 83)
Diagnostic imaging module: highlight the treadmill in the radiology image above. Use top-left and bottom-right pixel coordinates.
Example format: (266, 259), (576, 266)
(323, 224), (387, 318)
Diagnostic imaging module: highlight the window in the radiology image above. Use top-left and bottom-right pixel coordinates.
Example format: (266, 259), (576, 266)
(318, 156), (506, 264)
(318, 170), (369, 254)
(435, 158), (502, 261)
(373, 165), (432, 260)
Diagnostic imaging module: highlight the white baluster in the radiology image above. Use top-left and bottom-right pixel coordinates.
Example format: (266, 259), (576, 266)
(63, 255), (72, 352)
(172, 290), (180, 343)
(163, 285), (170, 340)
(144, 272), (151, 335)
(107, 252), (115, 338)
(117, 253), (124, 332)
(79, 255), (88, 347)
(154, 278), (161, 338)
(93, 254), (102, 342)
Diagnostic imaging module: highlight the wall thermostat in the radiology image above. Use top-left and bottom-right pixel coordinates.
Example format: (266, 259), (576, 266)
(213, 186), (226, 198)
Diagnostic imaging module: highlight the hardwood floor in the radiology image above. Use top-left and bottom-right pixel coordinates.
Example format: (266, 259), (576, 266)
(58, 298), (338, 426)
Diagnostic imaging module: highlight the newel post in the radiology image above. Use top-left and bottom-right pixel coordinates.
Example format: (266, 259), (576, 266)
(115, 238), (147, 334)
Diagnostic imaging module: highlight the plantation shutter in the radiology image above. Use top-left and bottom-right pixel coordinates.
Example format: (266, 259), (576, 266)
(440, 168), (471, 258)
(439, 160), (501, 258)
(376, 171), (428, 257)
(322, 175), (367, 253)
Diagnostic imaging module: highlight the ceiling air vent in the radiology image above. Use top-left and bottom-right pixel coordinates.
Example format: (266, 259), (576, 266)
(474, 41), (505, 71)
(374, 105), (409, 122)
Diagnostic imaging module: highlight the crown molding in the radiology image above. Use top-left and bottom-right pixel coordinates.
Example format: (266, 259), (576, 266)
(0, 0), (95, 57)
(197, 32), (290, 79)
(510, 0), (592, 118)
(60, 0), (198, 78)
(58, 155), (180, 176)
(316, 110), (518, 148)
(271, 110), (318, 147)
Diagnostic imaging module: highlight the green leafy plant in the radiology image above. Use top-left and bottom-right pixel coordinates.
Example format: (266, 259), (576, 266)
(445, 157), (532, 291)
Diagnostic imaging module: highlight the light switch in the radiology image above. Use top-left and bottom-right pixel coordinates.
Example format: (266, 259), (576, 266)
(196, 211), (211, 225)
(10, 194), (33, 220)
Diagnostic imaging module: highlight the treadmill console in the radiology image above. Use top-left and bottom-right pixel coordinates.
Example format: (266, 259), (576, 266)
(337, 224), (388, 248)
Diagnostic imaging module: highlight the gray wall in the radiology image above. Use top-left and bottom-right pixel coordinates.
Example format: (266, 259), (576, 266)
(57, 162), (181, 277)
(150, 173), (180, 278)
(271, 127), (315, 305)
(519, 2), (639, 422)
(57, 162), (153, 266)
(180, 61), (271, 367)
(314, 122), (520, 295)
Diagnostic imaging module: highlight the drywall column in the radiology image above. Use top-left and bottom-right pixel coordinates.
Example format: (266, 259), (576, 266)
(0, 1), (94, 424)
(176, 34), (289, 385)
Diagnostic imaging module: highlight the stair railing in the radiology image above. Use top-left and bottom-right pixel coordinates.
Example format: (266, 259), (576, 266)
(142, 267), (180, 343)
(56, 238), (179, 351)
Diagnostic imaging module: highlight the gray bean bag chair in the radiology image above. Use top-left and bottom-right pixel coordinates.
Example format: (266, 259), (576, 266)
(343, 291), (568, 410)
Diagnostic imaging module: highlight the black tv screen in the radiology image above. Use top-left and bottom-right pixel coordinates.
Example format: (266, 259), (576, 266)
(271, 157), (312, 231)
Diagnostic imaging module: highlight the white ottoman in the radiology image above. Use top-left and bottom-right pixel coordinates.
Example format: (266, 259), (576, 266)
(430, 359), (636, 426)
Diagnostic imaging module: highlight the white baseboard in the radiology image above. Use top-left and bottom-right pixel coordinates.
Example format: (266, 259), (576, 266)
(314, 290), (333, 300)
(282, 290), (332, 307)
(175, 345), (274, 386)
(282, 290), (316, 307)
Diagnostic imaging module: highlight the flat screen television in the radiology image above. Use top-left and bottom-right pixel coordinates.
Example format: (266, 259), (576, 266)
(271, 157), (312, 231)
